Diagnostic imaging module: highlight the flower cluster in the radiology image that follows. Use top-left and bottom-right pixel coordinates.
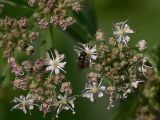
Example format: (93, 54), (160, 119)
(113, 20), (134, 46)
(28, 0), (82, 30)
(81, 72), (106, 102)
(0, 16), (39, 58)
(10, 49), (76, 117)
(75, 21), (152, 109)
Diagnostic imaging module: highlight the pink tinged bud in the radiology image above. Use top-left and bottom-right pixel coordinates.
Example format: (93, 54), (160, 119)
(28, 0), (36, 7)
(39, 19), (48, 29)
(60, 82), (72, 95)
(12, 78), (28, 90)
(136, 40), (147, 51)
(28, 32), (39, 40)
(18, 17), (27, 28)
(72, 2), (82, 13)
(95, 29), (104, 41)
(40, 103), (51, 117)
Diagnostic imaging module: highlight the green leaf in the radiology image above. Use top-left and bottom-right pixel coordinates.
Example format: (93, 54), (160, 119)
(113, 95), (138, 120)
(0, 0), (33, 18)
(65, 0), (97, 43)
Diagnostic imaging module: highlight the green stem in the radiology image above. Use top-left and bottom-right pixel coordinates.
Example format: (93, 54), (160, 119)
(49, 25), (54, 47)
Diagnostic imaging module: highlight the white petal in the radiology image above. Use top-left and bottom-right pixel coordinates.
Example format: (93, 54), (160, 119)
(82, 92), (92, 99)
(90, 94), (94, 102)
(23, 106), (27, 114)
(64, 106), (69, 110)
(46, 52), (51, 59)
(55, 68), (60, 74)
(91, 55), (97, 60)
(29, 105), (33, 110)
(124, 36), (130, 42)
(100, 86), (106, 91)
(90, 47), (96, 53)
(54, 49), (59, 57)
(98, 92), (104, 98)
(46, 66), (54, 71)
(58, 62), (66, 68)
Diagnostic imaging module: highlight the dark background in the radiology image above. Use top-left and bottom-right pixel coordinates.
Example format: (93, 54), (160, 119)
(0, 0), (160, 120)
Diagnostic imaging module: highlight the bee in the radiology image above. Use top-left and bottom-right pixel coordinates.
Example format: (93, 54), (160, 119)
(78, 51), (89, 69)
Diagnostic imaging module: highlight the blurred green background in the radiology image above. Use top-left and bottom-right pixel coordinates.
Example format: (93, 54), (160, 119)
(0, 0), (160, 120)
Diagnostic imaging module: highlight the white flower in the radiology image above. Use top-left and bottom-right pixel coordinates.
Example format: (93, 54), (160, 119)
(131, 80), (144, 88)
(136, 40), (147, 51)
(74, 43), (97, 63)
(81, 80), (106, 102)
(55, 94), (76, 118)
(113, 20), (134, 46)
(45, 50), (66, 75)
(11, 93), (36, 114)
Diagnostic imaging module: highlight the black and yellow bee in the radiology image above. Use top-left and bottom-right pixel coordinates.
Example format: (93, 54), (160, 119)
(78, 51), (89, 69)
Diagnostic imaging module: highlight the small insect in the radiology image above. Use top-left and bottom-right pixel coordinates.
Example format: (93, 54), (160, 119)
(141, 57), (154, 79)
(78, 51), (89, 69)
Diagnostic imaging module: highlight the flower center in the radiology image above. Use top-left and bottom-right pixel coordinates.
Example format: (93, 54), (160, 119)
(61, 97), (67, 105)
(119, 30), (125, 36)
(85, 49), (91, 55)
(22, 100), (27, 106)
(52, 61), (59, 68)
(91, 87), (98, 93)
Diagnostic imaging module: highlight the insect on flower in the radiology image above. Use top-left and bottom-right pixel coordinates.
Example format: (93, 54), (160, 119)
(140, 57), (155, 79)
(78, 51), (88, 69)
(113, 20), (134, 46)
(11, 93), (37, 114)
(55, 94), (76, 118)
(81, 79), (106, 102)
(74, 42), (97, 68)
(45, 49), (66, 75)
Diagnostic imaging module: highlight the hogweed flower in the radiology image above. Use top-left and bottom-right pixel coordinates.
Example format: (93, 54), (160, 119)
(0, 17), (39, 58)
(113, 20), (134, 46)
(45, 50), (66, 75)
(74, 43), (97, 65)
(39, 103), (51, 117)
(81, 79), (106, 102)
(55, 94), (76, 118)
(11, 93), (36, 114)
(28, 0), (82, 30)
(60, 82), (72, 95)
(131, 80), (144, 89)
(87, 72), (101, 83)
(95, 29), (105, 41)
(72, 1), (83, 13)
(8, 57), (24, 76)
(75, 21), (154, 110)
(136, 40), (147, 51)
(12, 77), (28, 90)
